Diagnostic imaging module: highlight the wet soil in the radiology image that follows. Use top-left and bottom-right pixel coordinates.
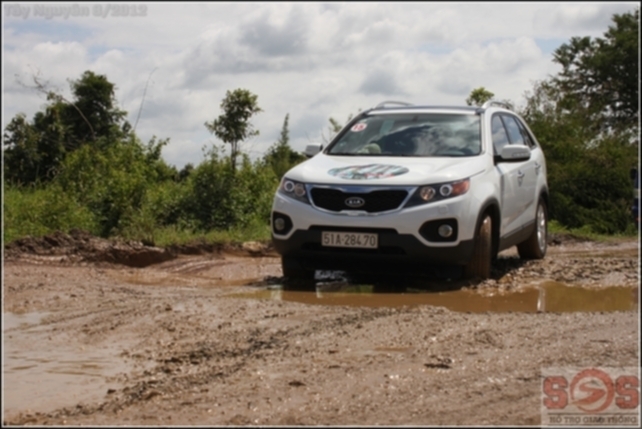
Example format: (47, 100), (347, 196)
(2, 232), (639, 425)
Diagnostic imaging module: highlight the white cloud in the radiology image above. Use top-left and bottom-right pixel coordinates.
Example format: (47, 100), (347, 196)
(2, 2), (637, 169)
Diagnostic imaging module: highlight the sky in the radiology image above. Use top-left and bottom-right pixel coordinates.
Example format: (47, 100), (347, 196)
(2, 2), (638, 169)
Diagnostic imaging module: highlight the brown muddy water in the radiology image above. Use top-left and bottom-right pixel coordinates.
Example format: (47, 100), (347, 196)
(232, 282), (639, 313)
(3, 312), (135, 415)
(3, 277), (637, 419)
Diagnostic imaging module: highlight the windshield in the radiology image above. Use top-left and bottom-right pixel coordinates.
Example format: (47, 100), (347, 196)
(327, 113), (481, 157)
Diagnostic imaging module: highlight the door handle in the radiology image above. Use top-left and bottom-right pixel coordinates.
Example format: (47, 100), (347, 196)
(517, 170), (525, 186)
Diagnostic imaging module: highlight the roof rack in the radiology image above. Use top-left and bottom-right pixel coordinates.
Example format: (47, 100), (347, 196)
(374, 100), (413, 109)
(481, 100), (512, 110)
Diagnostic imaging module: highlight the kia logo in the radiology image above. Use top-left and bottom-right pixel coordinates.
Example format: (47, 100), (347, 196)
(345, 197), (365, 208)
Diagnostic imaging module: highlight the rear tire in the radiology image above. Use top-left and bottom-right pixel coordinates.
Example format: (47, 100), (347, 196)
(463, 215), (492, 280)
(517, 200), (548, 259)
(281, 257), (316, 291)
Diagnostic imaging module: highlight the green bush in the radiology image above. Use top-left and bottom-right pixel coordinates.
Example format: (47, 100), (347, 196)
(544, 134), (634, 234)
(118, 180), (192, 243)
(55, 136), (170, 237)
(185, 149), (278, 231)
(3, 184), (98, 243)
(521, 80), (638, 234)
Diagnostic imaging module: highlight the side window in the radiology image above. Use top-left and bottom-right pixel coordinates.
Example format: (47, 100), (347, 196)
(515, 118), (536, 148)
(501, 115), (526, 146)
(491, 115), (510, 155)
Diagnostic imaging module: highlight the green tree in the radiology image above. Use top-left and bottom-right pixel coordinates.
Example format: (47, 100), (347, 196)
(552, 8), (639, 134)
(64, 70), (128, 148)
(3, 70), (130, 185)
(178, 163), (194, 181)
(522, 80), (634, 232)
(519, 8), (639, 233)
(204, 89), (262, 173)
(263, 114), (306, 180)
(2, 113), (43, 184)
(466, 87), (495, 106)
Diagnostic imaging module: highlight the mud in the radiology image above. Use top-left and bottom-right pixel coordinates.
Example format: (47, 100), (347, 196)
(2, 233), (640, 426)
(3, 230), (276, 267)
(237, 282), (638, 313)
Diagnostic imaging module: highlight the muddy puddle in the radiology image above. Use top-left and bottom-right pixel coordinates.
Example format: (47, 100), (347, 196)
(3, 312), (133, 417)
(232, 281), (638, 313)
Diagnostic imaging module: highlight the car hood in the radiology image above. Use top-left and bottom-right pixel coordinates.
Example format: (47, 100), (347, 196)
(285, 153), (487, 185)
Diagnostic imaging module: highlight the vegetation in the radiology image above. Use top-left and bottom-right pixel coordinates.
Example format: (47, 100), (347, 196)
(548, 220), (636, 243)
(4, 71), (130, 185)
(466, 87), (494, 106)
(519, 8), (638, 234)
(3, 9), (639, 245)
(204, 89), (263, 173)
(2, 79), (300, 245)
(263, 114), (307, 180)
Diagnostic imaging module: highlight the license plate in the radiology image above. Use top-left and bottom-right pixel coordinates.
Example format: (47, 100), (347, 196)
(321, 231), (378, 249)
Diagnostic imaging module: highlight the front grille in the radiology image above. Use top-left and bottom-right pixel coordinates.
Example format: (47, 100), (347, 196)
(310, 188), (408, 213)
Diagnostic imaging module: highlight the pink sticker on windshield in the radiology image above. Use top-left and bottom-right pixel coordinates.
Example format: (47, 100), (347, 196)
(351, 123), (367, 132)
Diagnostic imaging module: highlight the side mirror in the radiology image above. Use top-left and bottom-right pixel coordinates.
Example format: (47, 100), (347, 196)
(499, 145), (530, 162)
(304, 144), (323, 158)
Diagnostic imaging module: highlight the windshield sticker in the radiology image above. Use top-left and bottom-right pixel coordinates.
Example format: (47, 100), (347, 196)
(351, 123), (367, 132)
(328, 164), (409, 180)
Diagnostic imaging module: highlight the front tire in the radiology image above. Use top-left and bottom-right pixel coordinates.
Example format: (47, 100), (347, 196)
(517, 200), (548, 259)
(463, 215), (492, 280)
(281, 257), (316, 291)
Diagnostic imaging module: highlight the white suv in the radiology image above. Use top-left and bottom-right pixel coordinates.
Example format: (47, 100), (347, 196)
(271, 101), (548, 288)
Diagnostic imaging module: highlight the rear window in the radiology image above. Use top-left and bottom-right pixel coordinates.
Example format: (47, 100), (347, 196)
(327, 113), (481, 157)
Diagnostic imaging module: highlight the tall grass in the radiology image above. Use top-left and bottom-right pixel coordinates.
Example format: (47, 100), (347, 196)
(151, 219), (272, 247)
(3, 185), (99, 243)
(548, 219), (638, 242)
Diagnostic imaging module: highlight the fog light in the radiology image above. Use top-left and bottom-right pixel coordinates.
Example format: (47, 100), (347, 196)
(438, 224), (453, 238)
(274, 217), (286, 231)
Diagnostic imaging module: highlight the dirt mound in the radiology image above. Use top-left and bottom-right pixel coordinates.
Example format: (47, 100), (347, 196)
(4, 230), (277, 267)
(166, 240), (276, 257)
(4, 230), (175, 268)
(2, 228), (604, 269)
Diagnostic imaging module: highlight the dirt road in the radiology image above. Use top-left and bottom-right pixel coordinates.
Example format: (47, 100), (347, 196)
(2, 233), (639, 425)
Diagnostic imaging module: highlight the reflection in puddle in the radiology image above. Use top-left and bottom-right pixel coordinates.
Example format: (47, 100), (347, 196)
(233, 282), (638, 313)
(3, 312), (131, 416)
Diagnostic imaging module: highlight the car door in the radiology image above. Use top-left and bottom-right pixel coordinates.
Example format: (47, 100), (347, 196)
(515, 116), (546, 218)
(491, 114), (532, 238)
(500, 114), (538, 228)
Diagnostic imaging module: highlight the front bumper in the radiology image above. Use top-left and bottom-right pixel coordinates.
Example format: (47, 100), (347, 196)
(271, 192), (477, 271)
(272, 227), (474, 271)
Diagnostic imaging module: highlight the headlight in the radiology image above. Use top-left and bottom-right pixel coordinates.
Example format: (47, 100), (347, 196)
(278, 178), (310, 205)
(405, 178), (470, 207)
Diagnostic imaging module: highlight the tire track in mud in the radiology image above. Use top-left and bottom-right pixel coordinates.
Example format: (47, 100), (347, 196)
(8, 304), (415, 424)
(3, 236), (638, 426)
